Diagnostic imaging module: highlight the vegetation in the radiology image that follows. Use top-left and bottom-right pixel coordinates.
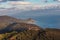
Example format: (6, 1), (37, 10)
(0, 28), (60, 40)
(0, 16), (60, 40)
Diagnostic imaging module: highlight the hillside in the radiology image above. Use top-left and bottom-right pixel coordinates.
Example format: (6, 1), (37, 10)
(0, 15), (21, 22)
(45, 28), (60, 40)
(0, 15), (21, 30)
(0, 16), (35, 30)
(0, 16), (60, 40)
(0, 22), (42, 33)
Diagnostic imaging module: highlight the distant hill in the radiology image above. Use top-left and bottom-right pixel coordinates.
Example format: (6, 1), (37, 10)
(0, 15), (20, 30)
(0, 15), (35, 30)
(0, 15), (20, 22)
(0, 15), (42, 31)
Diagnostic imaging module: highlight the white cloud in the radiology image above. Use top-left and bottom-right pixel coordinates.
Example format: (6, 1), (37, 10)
(3, 1), (43, 10)
(0, 1), (60, 15)
(8, 1), (31, 5)
(58, 0), (60, 1)
(0, 0), (2, 1)
(0, 1), (60, 10)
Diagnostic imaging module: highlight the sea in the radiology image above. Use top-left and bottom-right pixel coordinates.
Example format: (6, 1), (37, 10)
(10, 8), (60, 29)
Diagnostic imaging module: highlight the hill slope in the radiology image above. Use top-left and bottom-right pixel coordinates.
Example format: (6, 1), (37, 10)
(0, 16), (60, 40)
(0, 15), (20, 30)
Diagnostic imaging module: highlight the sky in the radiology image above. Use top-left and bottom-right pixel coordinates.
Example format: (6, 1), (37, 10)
(0, 0), (60, 15)
(0, 0), (60, 8)
(0, 0), (60, 4)
(0, 0), (60, 9)
(25, 0), (57, 3)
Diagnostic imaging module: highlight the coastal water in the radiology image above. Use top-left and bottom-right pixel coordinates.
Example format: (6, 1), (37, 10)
(33, 15), (60, 28)
(11, 9), (60, 29)
(11, 15), (60, 29)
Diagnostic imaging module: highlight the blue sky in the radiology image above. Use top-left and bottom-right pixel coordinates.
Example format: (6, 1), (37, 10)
(24, 0), (60, 4)
(0, 0), (59, 4)
(25, 0), (53, 3)
(0, 0), (60, 9)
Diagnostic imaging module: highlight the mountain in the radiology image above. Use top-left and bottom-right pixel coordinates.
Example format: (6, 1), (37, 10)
(0, 16), (60, 40)
(0, 22), (42, 33)
(0, 15), (21, 30)
(0, 15), (20, 22)
(0, 16), (41, 33)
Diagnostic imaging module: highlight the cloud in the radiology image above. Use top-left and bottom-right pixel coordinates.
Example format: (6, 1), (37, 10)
(58, 0), (60, 1)
(53, 0), (60, 2)
(0, 1), (60, 10)
(0, 0), (2, 1)
(0, 0), (7, 2)
(1, 1), (60, 9)
(9, 0), (24, 1)
(8, 1), (31, 5)
(0, 1), (31, 15)
(0, 1), (60, 16)
(0, 0), (24, 2)
(0, 1), (42, 10)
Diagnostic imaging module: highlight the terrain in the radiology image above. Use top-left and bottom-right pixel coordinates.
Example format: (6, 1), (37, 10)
(0, 16), (60, 40)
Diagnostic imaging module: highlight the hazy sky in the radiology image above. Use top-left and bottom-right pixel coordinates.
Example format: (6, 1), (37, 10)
(0, 0), (60, 8)
(25, 0), (57, 3)
(0, 0), (60, 4)
(0, 0), (60, 16)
